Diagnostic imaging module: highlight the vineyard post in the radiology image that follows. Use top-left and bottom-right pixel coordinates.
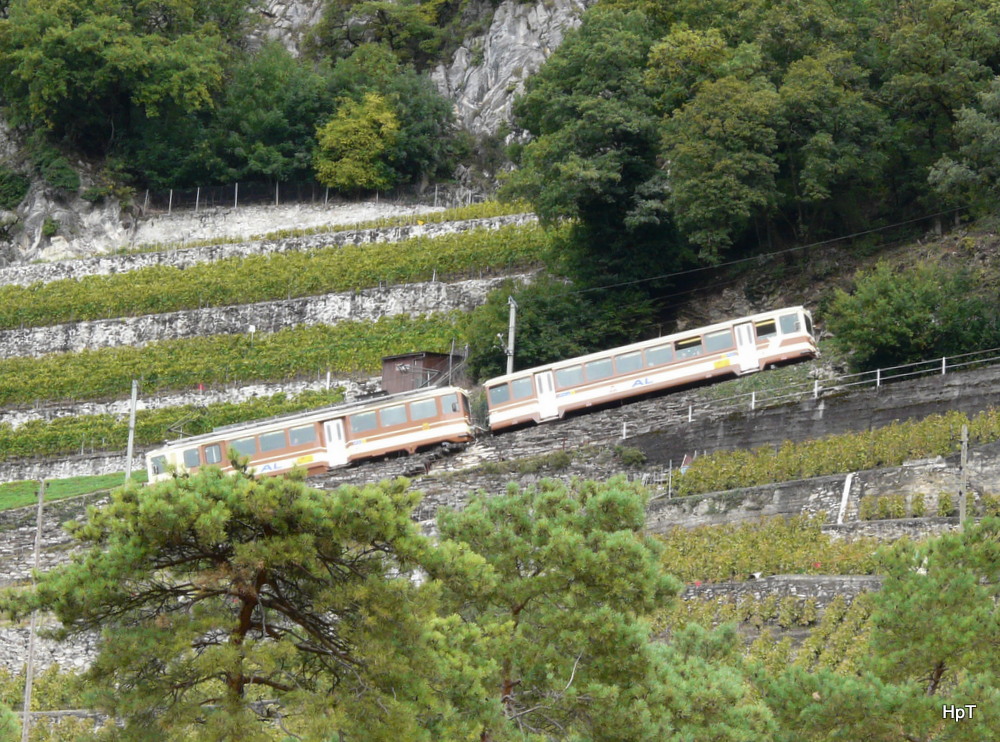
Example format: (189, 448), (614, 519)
(21, 479), (45, 742)
(506, 296), (517, 375)
(125, 379), (139, 484)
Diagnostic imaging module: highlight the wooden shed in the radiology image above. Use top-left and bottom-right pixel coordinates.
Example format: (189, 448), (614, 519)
(381, 351), (466, 394)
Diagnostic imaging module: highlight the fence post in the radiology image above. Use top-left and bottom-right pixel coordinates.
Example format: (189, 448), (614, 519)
(168, 189), (173, 215)
(143, 189), (149, 214)
(751, 391), (756, 411)
(942, 357), (947, 375)
(876, 368), (881, 388)
(234, 182), (239, 209)
(275, 182), (279, 206)
(195, 186), (200, 213)
(813, 379), (819, 399)
(687, 405), (693, 423)
(324, 187), (329, 206)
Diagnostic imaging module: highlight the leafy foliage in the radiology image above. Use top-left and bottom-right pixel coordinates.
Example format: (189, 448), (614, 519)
(675, 408), (1000, 497)
(825, 261), (1000, 372)
(0, 223), (551, 331)
(464, 274), (656, 381)
(0, 0), (241, 153)
(511, 0), (1000, 293)
(0, 472), (466, 740)
(655, 515), (878, 583)
(0, 702), (16, 742)
(0, 313), (462, 405)
(0, 165), (29, 209)
(432, 477), (775, 741)
(315, 92), (401, 192)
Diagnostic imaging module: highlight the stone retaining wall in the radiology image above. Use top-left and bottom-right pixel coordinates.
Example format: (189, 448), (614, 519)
(0, 275), (524, 358)
(0, 213), (536, 288)
(682, 574), (882, 608)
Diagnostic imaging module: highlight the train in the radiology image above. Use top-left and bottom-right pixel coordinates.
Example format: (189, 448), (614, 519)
(146, 306), (816, 481)
(484, 305), (816, 430)
(146, 386), (474, 483)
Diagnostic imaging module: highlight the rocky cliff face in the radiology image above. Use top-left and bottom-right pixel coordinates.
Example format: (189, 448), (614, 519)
(432, 0), (594, 136)
(258, 0), (594, 137)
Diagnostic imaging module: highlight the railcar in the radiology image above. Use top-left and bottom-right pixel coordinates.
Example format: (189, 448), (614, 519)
(146, 386), (473, 483)
(483, 306), (816, 432)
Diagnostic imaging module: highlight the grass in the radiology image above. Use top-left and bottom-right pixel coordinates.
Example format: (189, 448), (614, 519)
(0, 471), (147, 511)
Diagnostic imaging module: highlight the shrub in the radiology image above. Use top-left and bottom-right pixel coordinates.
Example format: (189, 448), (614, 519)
(937, 494), (957, 517)
(858, 496), (877, 521)
(910, 492), (926, 518)
(0, 166), (29, 210)
(981, 493), (1000, 517)
(41, 217), (59, 237)
(825, 261), (1000, 372)
(615, 445), (647, 467)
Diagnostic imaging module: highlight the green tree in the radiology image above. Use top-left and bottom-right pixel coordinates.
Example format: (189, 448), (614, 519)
(930, 77), (1000, 213)
(661, 75), (781, 260)
(431, 478), (774, 741)
(0, 0), (247, 152)
(314, 91), (401, 192)
(825, 261), (1000, 371)
(761, 519), (1000, 741)
(128, 42), (338, 186)
(775, 49), (886, 239)
(0, 470), (461, 740)
(463, 276), (656, 381)
(506, 9), (683, 287)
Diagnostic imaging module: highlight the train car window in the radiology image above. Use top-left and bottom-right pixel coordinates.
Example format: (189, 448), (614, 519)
(585, 358), (613, 381)
(805, 314), (813, 336)
(675, 337), (703, 359)
(555, 365), (583, 388)
(615, 351), (642, 374)
(488, 384), (510, 406)
(290, 424), (317, 446)
(350, 411), (378, 434)
(645, 345), (673, 367)
(380, 404), (408, 427)
(150, 455), (167, 475)
(260, 430), (288, 452)
(183, 448), (201, 468)
(230, 437), (257, 456)
(511, 377), (534, 400)
(755, 320), (777, 339)
(705, 329), (734, 353)
(410, 398), (438, 420)
(204, 444), (223, 465)
(779, 313), (800, 334)
(441, 393), (460, 413)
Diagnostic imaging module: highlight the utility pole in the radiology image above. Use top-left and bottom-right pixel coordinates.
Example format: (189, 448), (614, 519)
(959, 424), (969, 529)
(21, 480), (45, 742)
(506, 295), (517, 375)
(124, 379), (139, 484)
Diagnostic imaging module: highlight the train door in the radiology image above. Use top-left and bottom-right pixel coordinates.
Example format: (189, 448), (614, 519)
(734, 322), (760, 374)
(325, 419), (348, 467)
(535, 371), (558, 420)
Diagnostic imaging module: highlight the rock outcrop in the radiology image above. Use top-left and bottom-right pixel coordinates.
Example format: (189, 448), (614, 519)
(432, 0), (595, 136)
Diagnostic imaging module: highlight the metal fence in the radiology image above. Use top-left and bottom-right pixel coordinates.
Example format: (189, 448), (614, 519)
(660, 346), (1000, 427)
(138, 180), (487, 216)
